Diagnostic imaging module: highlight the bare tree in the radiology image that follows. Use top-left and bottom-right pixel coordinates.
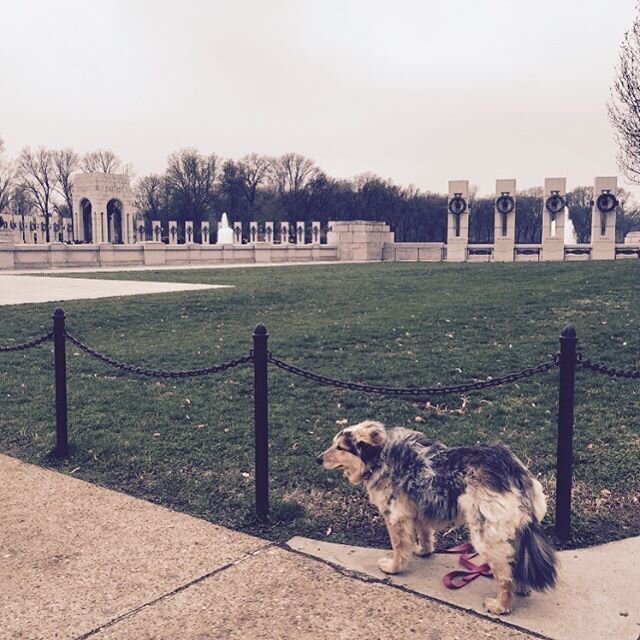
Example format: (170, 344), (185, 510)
(81, 149), (124, 173)
(270, 153), (320, 197)
(566, 186), (593, 243)
(0, 150), (15, 216)
(237, 154), (272, 210)
(52, 148), (79, 224)
(515, 187), (543, 244)
(17, 147), (58, 242)
(10, 185), (35, 243)
(134, 174), (166, 226)
(615, 188), (640, 241)
(269, 153), (321, 218)
(609, 8), (640, 182)
(165, 148), (218, 228)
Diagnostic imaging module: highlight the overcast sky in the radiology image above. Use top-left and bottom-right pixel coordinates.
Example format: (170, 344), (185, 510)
(1, 0), (637, 197)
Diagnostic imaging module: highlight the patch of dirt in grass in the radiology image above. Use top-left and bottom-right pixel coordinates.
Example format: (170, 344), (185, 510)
(540, 477), (640, 548)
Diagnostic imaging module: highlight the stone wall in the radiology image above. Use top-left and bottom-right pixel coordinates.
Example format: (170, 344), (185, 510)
(382, 243), (444, 262)
(0, 243), (338, 271)
(327, 221), (394, 261)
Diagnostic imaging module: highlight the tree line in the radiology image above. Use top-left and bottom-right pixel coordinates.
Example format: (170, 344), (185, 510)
(1, 139), (639, 243)
(133, 148), (640, 243)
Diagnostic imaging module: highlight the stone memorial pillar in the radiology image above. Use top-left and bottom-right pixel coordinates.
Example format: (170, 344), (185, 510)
(280, 222), (289, 244)
(10, 216), (18, 244)
(185, 221), (194, 244)
(311, 221), (321, 245)
(0, 215), (8, 238)
(447, 180), (469, 261)
(233, 222), (242, 244)
(127, 213), (135, 244)
(50, 218), (58, 242)
(249, 222), (258, 243)
(591, 177), (617, 260)
(542, 178), (566, 261)
(493, 179), (516, 262)
(201, 221), (210, 245)
(265, 221), (274, 244)
(8, 216), (16, 243)
(296, 221), (305, 244)
(152, 221), (162, 242)
(168, 221), (178, 244)
(136, 222), (145, 243)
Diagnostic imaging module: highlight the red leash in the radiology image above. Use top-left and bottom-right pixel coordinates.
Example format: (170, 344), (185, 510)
(437, 543), (493, 589)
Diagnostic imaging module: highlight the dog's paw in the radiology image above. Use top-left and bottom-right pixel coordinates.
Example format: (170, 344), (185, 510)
(413, 543), (433, 557)
(483, 597), (512, 616)
(378, 556), (401, 574)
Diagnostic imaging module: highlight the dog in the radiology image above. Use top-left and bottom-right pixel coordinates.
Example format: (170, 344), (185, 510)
(317, 420), (557, 615)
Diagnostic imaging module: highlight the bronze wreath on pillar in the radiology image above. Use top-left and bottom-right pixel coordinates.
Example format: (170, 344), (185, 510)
(495, 193), (515, 214)
(545, 192), (566, 216)
(448, 194), (467, 215)
(596, 191), (618, 214)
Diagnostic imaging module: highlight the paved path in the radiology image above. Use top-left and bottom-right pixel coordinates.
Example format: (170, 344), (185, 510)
(8, 260), (345, 275)
(289, 535), (640, 640)
(1, 455), (534, 640)
(0, 274), (231, 306)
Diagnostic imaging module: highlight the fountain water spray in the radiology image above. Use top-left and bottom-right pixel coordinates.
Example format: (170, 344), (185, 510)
(217, 212), (234, 245)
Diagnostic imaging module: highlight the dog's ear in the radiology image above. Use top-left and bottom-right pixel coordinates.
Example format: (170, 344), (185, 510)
(368, 426), (386, 446)
(358, 441), (382, 465)
(350, 422), (386, 466)
(352, 421), (387, 446)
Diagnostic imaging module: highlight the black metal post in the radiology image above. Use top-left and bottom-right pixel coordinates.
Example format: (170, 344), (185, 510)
(53, 308), (68, 458)
(555, 324), (577, 541)
(253, 323), (269, 520)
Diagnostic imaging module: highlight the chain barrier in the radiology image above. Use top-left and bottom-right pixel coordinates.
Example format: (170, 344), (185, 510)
(267, 353), (560, 396)
(64, 331), (253, 378)
(576, 354), (640, 379)
(0, 332), (53, 353)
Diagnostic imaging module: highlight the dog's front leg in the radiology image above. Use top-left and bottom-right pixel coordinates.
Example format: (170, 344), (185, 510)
(378, 515), (413, 574)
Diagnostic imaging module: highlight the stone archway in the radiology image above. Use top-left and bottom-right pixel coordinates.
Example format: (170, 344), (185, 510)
(107, 199), (123, 244)
(80, 198), (93, 243)
(72, 173), (135, 244)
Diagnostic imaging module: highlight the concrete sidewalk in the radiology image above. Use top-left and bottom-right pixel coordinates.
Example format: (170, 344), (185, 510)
(1, 454), (535, 640)
(7, 260), (347, 276)
(289, 535), (640, 640)
(0, 274), (231, 306)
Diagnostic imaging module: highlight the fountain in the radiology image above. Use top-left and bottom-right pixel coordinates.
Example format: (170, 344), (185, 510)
(217, 212), (234, 245)
(564, 207), (578, 245)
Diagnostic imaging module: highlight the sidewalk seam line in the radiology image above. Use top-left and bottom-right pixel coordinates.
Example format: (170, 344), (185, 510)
(281, 543), (553, 640)
(74, 542), (275, 639)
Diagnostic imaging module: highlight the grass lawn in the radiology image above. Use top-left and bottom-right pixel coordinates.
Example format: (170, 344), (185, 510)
(0, 260), (638, 550)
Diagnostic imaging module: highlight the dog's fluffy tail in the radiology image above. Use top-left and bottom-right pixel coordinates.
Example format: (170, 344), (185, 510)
(513, 520), (557, 592)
